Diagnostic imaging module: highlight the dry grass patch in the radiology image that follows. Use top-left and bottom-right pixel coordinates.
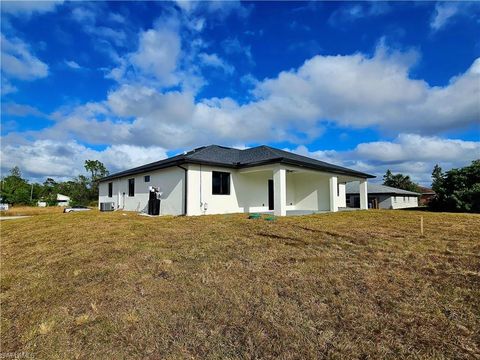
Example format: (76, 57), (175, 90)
(1, 206), (64, 217)
(1, 210), (479, 359)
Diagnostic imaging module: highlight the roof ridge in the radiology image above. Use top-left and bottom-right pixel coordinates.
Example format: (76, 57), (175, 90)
(259, 145), (284, 159)
(184, 145), (211, 157)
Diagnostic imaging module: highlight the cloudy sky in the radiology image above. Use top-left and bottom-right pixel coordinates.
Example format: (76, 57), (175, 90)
(1, 1), (479, 184)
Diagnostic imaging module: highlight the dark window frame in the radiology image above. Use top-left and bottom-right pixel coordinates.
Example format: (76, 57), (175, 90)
(144, 175), (150, 183)
(128, 178), (135, 197)
(108, 182), (113, 198)
(212, 171), (230, 195)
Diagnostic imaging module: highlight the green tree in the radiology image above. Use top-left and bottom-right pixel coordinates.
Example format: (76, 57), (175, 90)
(0, 167), (32, 205)
(382, 169), (419, 192)
(65, 175), (92, 206)
(84, 160), (109, 182)
(84, 160), (109, 202)
(431, 164), (443, 194)
(41, 178), (59, 205)
(429, 160), (480, 213)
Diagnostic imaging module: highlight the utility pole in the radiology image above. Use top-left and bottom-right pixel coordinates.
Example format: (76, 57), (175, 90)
(30, 183), (33, 202)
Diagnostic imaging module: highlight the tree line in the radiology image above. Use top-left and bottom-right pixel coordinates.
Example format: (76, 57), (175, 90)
(0, 160), (109, 207)
(382, 159), (479, 213)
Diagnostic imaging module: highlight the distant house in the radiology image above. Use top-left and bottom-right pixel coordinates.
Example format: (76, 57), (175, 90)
(417, 186), (435, 206)
(346, 182), (420, 209)
(98, 145), (375, 216)
(56, 194), (70, 207)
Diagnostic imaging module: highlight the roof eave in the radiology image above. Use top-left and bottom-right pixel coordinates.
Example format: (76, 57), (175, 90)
(279, 158), (375, 179)
(99, 158), (187, 182)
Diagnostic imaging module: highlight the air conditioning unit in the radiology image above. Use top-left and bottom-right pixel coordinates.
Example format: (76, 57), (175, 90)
(100, 202), (114, 211)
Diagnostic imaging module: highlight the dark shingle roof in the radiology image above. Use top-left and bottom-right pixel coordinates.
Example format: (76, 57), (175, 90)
(346, 181), (420, 196)
(100, 145), (375, 181)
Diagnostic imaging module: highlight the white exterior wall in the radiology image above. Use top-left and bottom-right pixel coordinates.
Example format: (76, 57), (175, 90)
(337, 183), (346, 208)
(388, 195), (419, 209)
(185, 165), (297, 216)
(346, 194), (419, 209)
(99, 163), (361, 216)
(99, 166), (185, 215)
(290, 172), (331, 211)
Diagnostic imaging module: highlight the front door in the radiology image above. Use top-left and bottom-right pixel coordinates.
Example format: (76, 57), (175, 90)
(268, 179), (274, 210)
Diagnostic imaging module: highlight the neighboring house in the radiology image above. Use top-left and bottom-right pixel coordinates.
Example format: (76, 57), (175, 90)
(56, 194), (70, 207)
(346, 182), (420, 209)
(417, 186), (435, 206)
(98, 145), (374, 216)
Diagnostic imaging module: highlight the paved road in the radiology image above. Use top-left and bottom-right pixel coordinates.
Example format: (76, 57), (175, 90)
(0, 216), (31, 221)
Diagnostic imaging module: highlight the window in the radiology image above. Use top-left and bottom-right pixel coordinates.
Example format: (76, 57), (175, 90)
(108, 182), (113, 198)
(128, 178), (135, 197)
(403, 196), (406, 201)
(394, 196), (397, 203)
(212, 171), (230, 195)
(144, 175), (150, 183)
(337, 183), (340, 196)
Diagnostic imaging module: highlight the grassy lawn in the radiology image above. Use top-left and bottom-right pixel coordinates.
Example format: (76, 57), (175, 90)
(1, 206), (64, 217)
(1, 210), (479, 359)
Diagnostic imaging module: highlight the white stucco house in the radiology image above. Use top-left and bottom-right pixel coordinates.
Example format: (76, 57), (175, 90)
(98, 145), (374, 216)
(56, 194), (70, 207)
(346, 182), (420, 209)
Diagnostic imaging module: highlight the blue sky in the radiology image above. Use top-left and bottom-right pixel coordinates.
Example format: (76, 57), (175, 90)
(1, 1), (479, 184)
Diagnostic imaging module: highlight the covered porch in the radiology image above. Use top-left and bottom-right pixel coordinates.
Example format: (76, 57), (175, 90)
(237, 164), (368, 216)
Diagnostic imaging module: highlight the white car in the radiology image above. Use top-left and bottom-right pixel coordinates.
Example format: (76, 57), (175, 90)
(63, 206), (92, 213)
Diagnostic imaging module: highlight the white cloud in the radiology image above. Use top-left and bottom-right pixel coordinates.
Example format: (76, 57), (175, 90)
(287, 134), (480, 185)
(173, 0), (248, 19)
(198, 53), (234, 74)
(430, 2), (480, 32)
(106, 5), (250, 91)
(65, 60), (82, 70)
(2, 102), (45, 117)
(108, 12), (126, 24)
(71, 6), (96, 23)
(430, 2), (460, 31)
(1, 0), (63, 16)
(222, 37), (254, 65)
(1, 78), (17, 95)
(329, 2), (391, 25)
(70, 5), (127, 47)
(354, 134), (480, 164)
(0, 139), (167, 180)
(249, 47), (479, 134)
(20, 46), (479, 154)
(129, 28), (181, 85)
(1, 34), (49, 80)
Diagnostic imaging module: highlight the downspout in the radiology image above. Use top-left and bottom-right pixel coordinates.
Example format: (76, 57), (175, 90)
(177, 165), (188, 215)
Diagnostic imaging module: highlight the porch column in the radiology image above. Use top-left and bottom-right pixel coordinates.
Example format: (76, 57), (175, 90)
(359, 179), (368, 210)
(329, 176), (338, 212)
(273, 167), (286, 216)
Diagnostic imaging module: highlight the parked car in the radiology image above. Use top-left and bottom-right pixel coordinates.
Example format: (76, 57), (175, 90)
(63, 206), (91, 213)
